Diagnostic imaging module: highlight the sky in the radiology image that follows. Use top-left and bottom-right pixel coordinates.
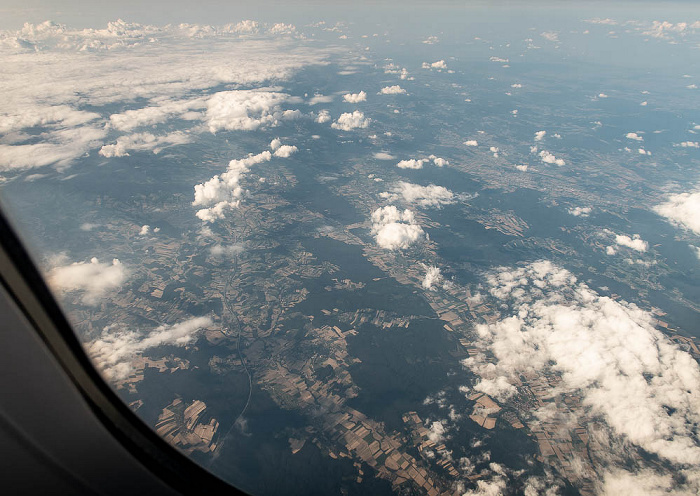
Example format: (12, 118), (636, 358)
(2, 1), (700, 30)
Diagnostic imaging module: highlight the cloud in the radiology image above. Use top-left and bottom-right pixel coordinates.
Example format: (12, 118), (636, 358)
(47, 257), (128, 305)
(422, 266), (442, 290)
(99, 131), (191, 157)
(315, 110), (331, 123)
(373, 152), (395, 160)
(383, 181), (455, 208)
(331, 111), (370, 131)
(538, 150), (565, 166)
(489, 57), (509, 63)
(422, 60), (447, 69)
(585, 18), (618, 25)
(85, 316), (213, 381)
(205, 90), (295, 133)
(464, 261), (700, 472)
(654, 190), (700, 235)
(534, 130), (546, 141)
(379, 85), (407, 95)
(430, 155), (449, 167)
(396, 159), (427, 170)
(139, 225), (150, 235)
(464, 140), (478, 147)
(568, 206), (592, 217)
(210, 244), (243, 257)
(108, 98), (206, 131)
(615, 234), (648, 252)
(676, 141), (699, 148)
(308, 94), (333, 105)
(515, 164), (528, 172)
(370, 206), (424, 250)
(273, 144), (298, 158)
(343, 91), (367, 103)
(0, 20), (327, 172)
(540, 31), (559, 42)
(0, 126), (107, 170)
(626, 132), (644, 141)
(192, 150), (272, 222)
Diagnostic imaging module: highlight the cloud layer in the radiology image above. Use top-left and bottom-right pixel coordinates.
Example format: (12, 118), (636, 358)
(463, 261), (700, 487)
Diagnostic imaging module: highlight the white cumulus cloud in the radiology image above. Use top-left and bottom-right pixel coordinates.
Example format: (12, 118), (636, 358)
(396, 159), (427, 170)
(47, 257), (128, 305)
(370, 206), (424, 250)
(654, 191), (700, 235)
(384, 181), (455, 208)
(379, 85), (407, 95)
(464, 261), (700, 475)
(422, 266), (443, 290)
(615, 234), (648, 252)
(342, 91), (367, 103)
(538, 150), (565, 166)
(331, 111), (370, 131)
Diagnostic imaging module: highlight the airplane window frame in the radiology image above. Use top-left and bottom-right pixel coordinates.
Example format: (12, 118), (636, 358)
(0, 202), (246, 496)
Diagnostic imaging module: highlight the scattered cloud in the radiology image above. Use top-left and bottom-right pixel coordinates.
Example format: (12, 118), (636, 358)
(343, 91), (367, 103)
(422, 60), (447, 69)
(47, 256), (128, 305)
(430, 155), (449, 167)
(205, 90), (295, 133)
(626, 132), (644, 141)
(210, 244), (243, 257)
(373, 152), (395, 160)
(273, 144), (298, 158)
(464, 140), (478, 147)
(331, 111), (370, 131)
(654, 190), (700, 235)
(192, 150), (272, 222)
(99, 131), (190, 157)
(308, 94), (333, 105)
(370, 206), (424, 250)
(568, 206), (592, 217)
(538, 150), (565, 166)
(463, 261), (700, 482)
(86, 316), (213, 380)
(382, 181), (455, 208)
(396, 159), (427, 170)
(615, 234), (648, 252)
(422, 266), (443, 290)
(315, 110), (331, 123)
(534, 130), (546, 141)
(379, 85), (407, 95)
